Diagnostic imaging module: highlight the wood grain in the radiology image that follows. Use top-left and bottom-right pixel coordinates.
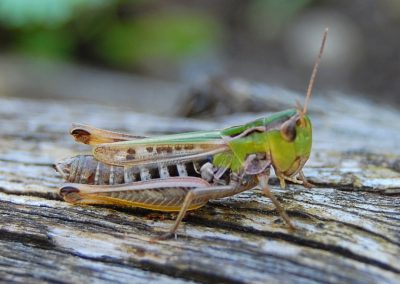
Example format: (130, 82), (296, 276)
(0, 84), (399, 284)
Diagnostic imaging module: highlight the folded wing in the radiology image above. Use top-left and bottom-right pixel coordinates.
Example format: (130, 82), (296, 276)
(70, 123), (147, 145)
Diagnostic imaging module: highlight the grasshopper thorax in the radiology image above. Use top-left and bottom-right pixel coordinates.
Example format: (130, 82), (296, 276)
(216, 108), (311, 177)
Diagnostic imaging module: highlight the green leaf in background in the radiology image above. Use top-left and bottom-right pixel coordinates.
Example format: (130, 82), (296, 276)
(96, 11), (221, 67)
(14, 29), (75, 59)
(0, 0), (110, 27)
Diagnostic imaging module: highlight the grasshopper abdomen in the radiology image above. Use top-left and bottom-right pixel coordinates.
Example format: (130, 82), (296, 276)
(55, 154), (230, 186)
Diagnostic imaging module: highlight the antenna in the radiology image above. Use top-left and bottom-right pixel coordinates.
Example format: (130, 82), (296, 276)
(301, 28), (329, 116)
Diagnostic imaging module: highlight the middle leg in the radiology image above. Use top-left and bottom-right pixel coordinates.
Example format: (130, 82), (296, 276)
(157, 184), (242, 240)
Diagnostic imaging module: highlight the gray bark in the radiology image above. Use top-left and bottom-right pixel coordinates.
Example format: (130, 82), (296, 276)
(0, 80), (399, 283)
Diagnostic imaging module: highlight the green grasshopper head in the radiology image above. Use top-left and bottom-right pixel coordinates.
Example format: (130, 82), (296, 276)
(267, 109), (312, 177)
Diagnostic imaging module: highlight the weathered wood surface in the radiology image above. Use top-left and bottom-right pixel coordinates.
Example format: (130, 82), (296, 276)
(0, 83), (399, 284)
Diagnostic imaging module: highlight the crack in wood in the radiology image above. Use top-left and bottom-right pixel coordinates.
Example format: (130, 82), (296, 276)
(0, 229), (56, 251)
(183, 215), (400, 274)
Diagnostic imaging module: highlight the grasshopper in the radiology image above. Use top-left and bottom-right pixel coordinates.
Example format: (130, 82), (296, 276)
(55, 29), (328, 239)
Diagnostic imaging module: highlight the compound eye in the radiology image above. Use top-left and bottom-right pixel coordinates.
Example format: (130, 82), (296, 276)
(280, 119), (297, 142)
(296, 117), (306, 127)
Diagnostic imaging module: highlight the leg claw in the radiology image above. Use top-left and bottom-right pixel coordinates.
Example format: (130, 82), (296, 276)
(150, 232), (176, 243)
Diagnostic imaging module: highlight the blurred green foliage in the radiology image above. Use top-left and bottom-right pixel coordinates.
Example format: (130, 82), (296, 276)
(96, 12), (220, 66)
(0, 0), (220, 67)
(14, 29), (75, 59)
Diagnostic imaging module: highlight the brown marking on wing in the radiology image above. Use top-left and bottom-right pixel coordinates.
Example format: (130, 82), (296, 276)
(156, 146), (174, 153)
(199, 144), (217, 150)
(71, 129), (91, 144)
(127, 148), (136, 155)
(70, 123), (147, 145)
(93, 141), (228, 167)
(146, 146), (154, 152)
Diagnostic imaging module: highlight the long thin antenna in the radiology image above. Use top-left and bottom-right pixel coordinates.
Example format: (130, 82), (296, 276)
(302, 28), (329, 115)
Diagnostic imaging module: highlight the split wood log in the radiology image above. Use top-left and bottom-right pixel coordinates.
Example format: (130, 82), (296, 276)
(0, 82), (399, 284)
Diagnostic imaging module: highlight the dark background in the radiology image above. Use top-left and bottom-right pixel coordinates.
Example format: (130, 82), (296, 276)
(0, 0), (399, 112)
